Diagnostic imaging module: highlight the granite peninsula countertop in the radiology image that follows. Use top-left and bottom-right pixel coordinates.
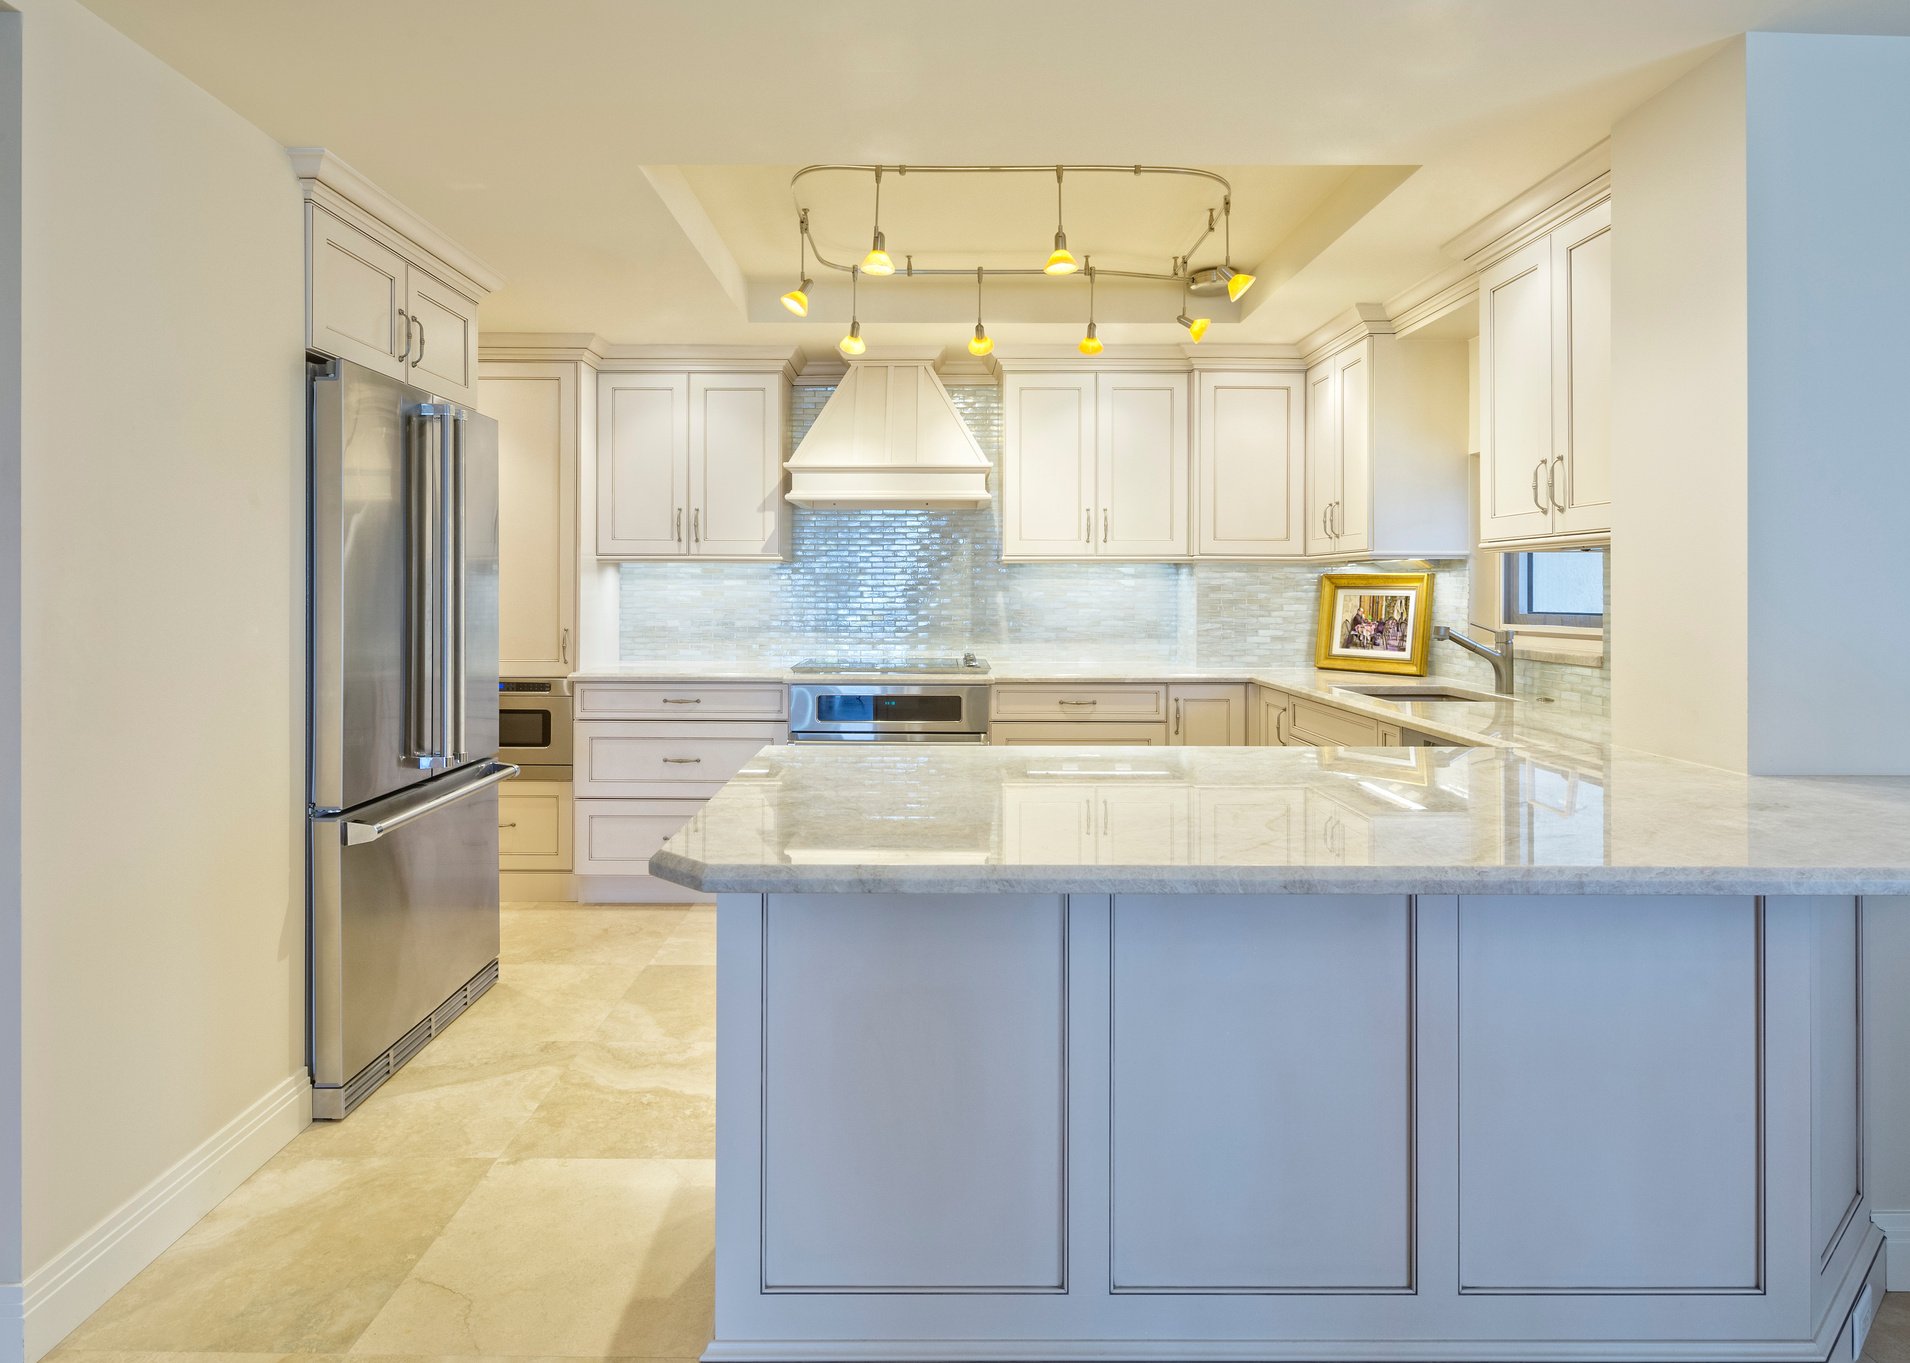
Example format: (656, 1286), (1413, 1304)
(648, 741), (1910, 896)
(569, 661), (1611, 759)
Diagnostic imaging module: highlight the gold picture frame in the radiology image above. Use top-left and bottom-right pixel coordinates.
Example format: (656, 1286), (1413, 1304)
(1313, 571), (1434, 676)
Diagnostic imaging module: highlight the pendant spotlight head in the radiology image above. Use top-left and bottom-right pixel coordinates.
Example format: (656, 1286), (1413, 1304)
(1177, 312), (1210, 344)
(1044, 167), (1078, 274)
(780, 278), (812, 317)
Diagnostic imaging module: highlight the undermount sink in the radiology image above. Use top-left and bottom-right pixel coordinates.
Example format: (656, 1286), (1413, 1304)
(1338, 684), (1507, 703)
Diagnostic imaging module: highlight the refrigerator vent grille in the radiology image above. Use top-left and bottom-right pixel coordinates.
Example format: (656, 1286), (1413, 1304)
(328, 958), (501, 1118)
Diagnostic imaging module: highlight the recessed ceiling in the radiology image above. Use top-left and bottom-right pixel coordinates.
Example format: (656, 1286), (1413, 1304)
(73, 0), (1910, 358)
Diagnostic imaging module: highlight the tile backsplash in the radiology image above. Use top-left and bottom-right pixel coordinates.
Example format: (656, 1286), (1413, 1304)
(618, 382), (1609, 707)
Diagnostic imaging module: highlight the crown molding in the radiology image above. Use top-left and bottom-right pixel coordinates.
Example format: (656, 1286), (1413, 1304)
(288, 147), (504, 297)
(1185, 342), (1305, 372)
(479, 332), (608, 365)
(592, 344), (804, 379)
(1443, 140), (1611, 269)
(1387, 263), (1479, 340)
(1300, 303), (1395, 368)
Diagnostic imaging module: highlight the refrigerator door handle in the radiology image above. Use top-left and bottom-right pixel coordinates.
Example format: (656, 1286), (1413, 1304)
(452, 407), (467, 761)
(421, 403), (465, 766)
(402, 410), (438, 766)
(332, 761), (519, 846)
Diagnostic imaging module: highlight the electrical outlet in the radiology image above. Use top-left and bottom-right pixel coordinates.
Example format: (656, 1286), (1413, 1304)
(1851, 1282), (1878, 1360)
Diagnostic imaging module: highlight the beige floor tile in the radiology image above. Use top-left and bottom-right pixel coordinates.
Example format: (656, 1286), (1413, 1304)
(1864, 1292), (1910, 1363)
(59, 1157), (491, 1354)
(407, 962), (641, 1071)
(504, 1041), (714, 1160)
(646, 909), (715, 966)
(289, 1050), (568, 1159)
(595, 964), (715, 1048)
(502, 905), (687, 967)
(349, 1158), (714, 1358)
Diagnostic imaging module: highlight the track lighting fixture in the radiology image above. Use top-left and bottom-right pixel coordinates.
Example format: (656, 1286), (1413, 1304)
(968, 267), (993, 357)
(1220, 196), (1254, 300)
(861, 170), (895, 276)
(780, 212), (812, 317)
(1078, 260), (1103, 356)
(1043, 167), (1078, 275)
(1178, 283), (1210, 344)
(839, 266), (866, 356)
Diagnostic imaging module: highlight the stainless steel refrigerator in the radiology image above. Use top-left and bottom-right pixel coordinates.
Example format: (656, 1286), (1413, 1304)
(306, 356), (516, 1119)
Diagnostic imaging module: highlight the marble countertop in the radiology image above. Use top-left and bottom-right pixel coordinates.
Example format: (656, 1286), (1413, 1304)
(649, 742), (1910, 896)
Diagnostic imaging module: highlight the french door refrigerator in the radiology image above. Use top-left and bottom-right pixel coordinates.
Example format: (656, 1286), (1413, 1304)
(306, 356), (515, 1119)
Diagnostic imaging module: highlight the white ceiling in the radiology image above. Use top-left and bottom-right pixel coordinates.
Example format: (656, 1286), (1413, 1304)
(76, 0), (1910, 357)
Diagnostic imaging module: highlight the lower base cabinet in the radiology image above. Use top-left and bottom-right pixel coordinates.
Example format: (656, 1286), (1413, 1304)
(498, 779), (573, 870)
(574, 797), (706, 877)
(1168, 683), (1247, 745)
(992, 721), (1170, 745)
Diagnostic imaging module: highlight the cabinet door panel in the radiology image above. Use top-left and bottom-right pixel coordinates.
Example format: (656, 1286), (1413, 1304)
(762, 894), (1067, 1290)
(1097, 786), (1189, 865)
(481, 364), (576, 676)
(1197, 372), (1305, 557)
(1169, 683), (1246, 746)
(407, 268), (479, 402)
(598, 374), (689, 556)
(573, 797), (703, 876)
(307, 205), (406, 378)
(1110, 894), (1413, 1290)
(1097, 373), (1189, 557)
(690, 373), (785, 558)
(1554, 200), (1612, 538)
(1334, 342), (1372, 553)
(1003, 375), (1096, 558)
(1000, 785), (1097, 863)
(1456, 895), (1760, 1290)
(498, 779), (572, 870)
(1305, 363), (1339, 555)
(1479, 236), (1556, 543)
(990, 721), (1170, 746)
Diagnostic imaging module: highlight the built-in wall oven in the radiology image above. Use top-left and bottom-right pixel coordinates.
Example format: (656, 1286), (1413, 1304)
(789, 681), (992, 744)
(498, 678), (573, 777)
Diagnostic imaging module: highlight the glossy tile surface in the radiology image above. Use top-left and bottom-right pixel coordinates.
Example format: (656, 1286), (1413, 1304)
(52, 904), (716, 1363)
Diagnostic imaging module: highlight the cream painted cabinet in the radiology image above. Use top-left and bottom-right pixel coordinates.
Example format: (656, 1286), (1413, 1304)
(1305, 334), (1468, 560)
(406, 268), (480, 402)
(481, 360), (579, 676)
(1194, 370), (1306, 557)
(499, 779), (574, 871)
(1169, 684), (1247, 746)
(307, 206), (409, 379)
(1478, 197), (1611, 547)
(598, 370), (787, 560)
(991, 721), (1171, 746)
(1248, 684), (1291, 746)
(1002, 371), (1189, 560)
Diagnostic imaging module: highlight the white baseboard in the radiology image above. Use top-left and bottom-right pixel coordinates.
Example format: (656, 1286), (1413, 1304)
(6, 1071), (310, 1362)
(1872, 1211), (1910, 1290)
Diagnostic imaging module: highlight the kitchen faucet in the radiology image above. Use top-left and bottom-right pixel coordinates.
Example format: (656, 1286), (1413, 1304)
(1432, 625), (1517, 695)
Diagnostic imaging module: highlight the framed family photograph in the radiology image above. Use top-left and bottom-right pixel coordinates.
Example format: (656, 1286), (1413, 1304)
(1313, 571), (1434, 676)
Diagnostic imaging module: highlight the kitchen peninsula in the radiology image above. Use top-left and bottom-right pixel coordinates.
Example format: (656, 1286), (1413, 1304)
(651, 741), (1907, 1363)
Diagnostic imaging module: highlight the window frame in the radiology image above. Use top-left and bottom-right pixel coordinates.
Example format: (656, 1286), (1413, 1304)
(1501, 548), (1606, 630)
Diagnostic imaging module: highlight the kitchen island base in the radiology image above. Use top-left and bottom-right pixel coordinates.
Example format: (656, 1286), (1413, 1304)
(707, 890), (1878, 1363)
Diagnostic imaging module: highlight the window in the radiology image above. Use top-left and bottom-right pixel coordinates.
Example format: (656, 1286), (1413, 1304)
(1503, 548), (1605, 628)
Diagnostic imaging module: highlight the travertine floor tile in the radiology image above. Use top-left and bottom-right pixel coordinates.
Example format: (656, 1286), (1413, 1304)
(59, 1156), (490, 1353)
(502, 905), (687, 966)
(289, 1050), (567, 1159)
(646, 909), (714, 966)
(1865, 1291), (1910, 1362)
(407, 962), (641, 1071)
(595, 964), (716, 1048)
(349, 1158), (714, 1358)
(504, 1041), (714, 1159)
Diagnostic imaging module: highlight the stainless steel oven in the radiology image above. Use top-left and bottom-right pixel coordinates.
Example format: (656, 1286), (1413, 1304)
(789, 682), (992, 743)
(497, 678), (573, 777)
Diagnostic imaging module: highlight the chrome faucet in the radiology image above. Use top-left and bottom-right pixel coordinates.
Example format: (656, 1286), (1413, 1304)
(1432, 625), (1517, 695)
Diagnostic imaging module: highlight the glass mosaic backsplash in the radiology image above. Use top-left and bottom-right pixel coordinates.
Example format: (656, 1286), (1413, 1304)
(617, 382), (1609, 706)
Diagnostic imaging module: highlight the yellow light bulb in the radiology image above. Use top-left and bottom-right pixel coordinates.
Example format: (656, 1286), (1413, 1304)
(968, 324), (993, 358)
(839, 321), (865, 356)
(1077, 322), (1102, 356)
(861, 248), (894, 276)
(779, 286), (809, 317)
(1044, 248), (1078, 275)
(1187, 316), (1210, 343)
(1226, 270), (1256, 302)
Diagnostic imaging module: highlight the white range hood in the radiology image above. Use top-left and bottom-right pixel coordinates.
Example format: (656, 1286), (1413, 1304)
(785, 351), (992, 509)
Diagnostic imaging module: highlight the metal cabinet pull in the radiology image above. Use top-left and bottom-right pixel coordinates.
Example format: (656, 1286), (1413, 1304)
(396, 309), (411, 363)
(561, 628), (569, 665)
(1084, 508), (1092, 543)
(1331, 501), (1341, 538)
(1550, 455), (1567, 512)
(498, 821), (518, 830)
(414, 317), (426, 367)
(1322, 505), (1330, 538)
(1102, 508), (1109, 543)
(662, 697), (702, 705)
(662, 756), (703, 764)
(674, 507), (683, 543)
(1102, 800), (1109, 836)
(1174, 698), (1182, 735)
(1531, 461), (1548, 513)
(1058, 698), (1098, 708)
(693, 508), (702, 543)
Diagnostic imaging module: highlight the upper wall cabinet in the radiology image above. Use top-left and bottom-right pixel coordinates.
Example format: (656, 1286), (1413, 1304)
(1478, 196), (1612, 548)
(293, 149), (500, 406)
(597, 369), (788, 561)
(1195, 370), (1306, 557)
(480, 359), (580, 677)
(1002, 371), (1189, 561)
(1304, 333), (1471, 561)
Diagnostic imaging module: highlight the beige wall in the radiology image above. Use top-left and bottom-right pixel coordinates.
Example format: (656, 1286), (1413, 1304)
(16, 0), (303, 1288)
(0, 3), (22, 1295)
(1609, 41), (1749, 771)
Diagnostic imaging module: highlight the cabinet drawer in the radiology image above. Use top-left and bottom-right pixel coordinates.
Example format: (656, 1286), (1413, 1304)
(498, 779), (572, 870)
(991, 683), (1168, 723)
(574, 798), (705, 877)
(574, 681), (788, 721)
(1286, 698), (1383, 747)
(575, 721), (782, 798)
(991, 721), (1171, 746)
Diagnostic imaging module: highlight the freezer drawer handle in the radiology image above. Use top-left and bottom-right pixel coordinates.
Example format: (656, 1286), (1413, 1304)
(340, 762), (520, 846)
